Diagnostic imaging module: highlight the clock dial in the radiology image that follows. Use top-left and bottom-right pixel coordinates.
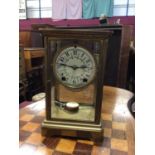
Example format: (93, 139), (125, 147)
(53, 46), (96, 88)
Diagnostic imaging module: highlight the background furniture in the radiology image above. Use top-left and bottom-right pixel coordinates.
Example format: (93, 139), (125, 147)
(19, 44), (28, 102)
(23, 48), (45, 100)
(19, 86), (134, 155)
(127, 41), (135, 92)
(19, 31), (32, 47)
(24, 48), (45, 72)
(64, 24), (133, 88)
(19, 47), (45, 102)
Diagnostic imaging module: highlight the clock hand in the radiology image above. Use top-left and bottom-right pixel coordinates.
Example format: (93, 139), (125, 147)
(75, 65), (94, 69)
(58, 64), (79, 70)
(57, 63), (94, 70)
(72, 66), (95, 70)
(57, 63), (74, 69)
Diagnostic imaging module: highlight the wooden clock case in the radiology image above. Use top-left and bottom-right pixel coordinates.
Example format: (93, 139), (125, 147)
(39, 28), (112, 141)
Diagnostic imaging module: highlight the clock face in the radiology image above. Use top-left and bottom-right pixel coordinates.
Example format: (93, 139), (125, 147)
(53, 46), (96, 88)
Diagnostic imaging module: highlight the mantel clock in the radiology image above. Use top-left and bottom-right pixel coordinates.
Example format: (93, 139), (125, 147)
(40, 28), (112, 141)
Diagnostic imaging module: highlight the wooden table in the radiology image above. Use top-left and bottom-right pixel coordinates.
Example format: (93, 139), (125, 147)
(19, 86), (134, 155)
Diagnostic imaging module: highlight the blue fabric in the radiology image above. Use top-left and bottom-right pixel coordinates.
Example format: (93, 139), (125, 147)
(82, 0), (95, 19)
(94, 0), (113, 17)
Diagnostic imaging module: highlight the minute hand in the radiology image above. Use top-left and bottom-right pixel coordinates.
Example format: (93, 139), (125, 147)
(71, 65), (94, 69)
(57, 63), (93, 69)
(78, 65), (94, 69)
(57, 63), (74, 68)
(57, 63), (84, 70)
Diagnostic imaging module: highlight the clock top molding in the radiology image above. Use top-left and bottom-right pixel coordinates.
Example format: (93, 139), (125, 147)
(38, 28), (113, 40)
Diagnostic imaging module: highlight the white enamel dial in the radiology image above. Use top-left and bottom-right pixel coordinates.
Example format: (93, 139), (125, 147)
(53, 46), (96, 88)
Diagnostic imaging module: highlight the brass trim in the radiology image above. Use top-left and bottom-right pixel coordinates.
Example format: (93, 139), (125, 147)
(42, 120), (103, 132)
(43, 119), (102, 127)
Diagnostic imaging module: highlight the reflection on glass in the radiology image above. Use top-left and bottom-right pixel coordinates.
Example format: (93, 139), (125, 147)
(51, 84), (95, 122)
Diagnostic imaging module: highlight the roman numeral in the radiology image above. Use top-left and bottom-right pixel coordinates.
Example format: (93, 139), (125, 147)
(73, 49), (77, 55)
(81, 52), (85, 58)
(65, 52), (69, 57)
(73, 80), (76, 84)
(85, 59), (90, 64)
(85, 73), (89, 78)
(59, 57), (64, 62)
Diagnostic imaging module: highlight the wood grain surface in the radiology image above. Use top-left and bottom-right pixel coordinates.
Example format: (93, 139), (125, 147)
(19, 86), (134, 155)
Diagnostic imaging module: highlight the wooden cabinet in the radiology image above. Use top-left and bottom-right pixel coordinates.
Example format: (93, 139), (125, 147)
(19, 31), (32, 47)
(99, 25), (133, 88)
(19, 30), (44, 48)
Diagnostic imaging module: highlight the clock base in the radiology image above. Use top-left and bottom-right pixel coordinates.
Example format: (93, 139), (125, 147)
(41, 120), (103, 142)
